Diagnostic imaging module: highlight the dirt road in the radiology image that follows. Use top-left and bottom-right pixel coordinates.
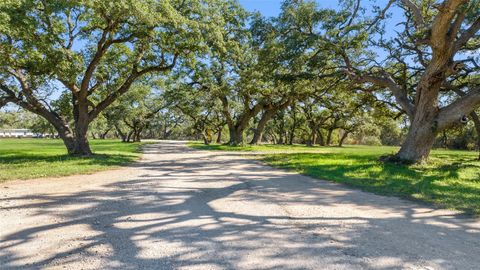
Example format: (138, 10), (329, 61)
(1, 141), (479, 269)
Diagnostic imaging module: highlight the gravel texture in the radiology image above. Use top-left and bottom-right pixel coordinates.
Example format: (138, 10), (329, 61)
(1, 141), (479, 270)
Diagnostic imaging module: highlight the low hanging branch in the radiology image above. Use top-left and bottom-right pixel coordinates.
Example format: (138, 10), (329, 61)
(0, 0), (221, 155)
(331, 0), (480, 163)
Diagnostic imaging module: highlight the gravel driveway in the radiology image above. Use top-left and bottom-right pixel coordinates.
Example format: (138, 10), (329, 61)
(1, 141), (479, 269)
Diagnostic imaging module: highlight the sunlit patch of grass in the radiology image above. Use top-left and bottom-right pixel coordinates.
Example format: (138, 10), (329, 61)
(189, 142), (480, 215)
(0, 139), (145, 181)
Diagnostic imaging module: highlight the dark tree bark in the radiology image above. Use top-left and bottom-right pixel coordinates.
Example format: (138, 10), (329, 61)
(338, 130), (349, 147)
(126, 130), (134, 143)
(202, 131), (210, 145)
(288, 105), (297, 145)
(470, 112), (480, 160)
(316, 130), (325, 146)
(219, 95), (264, 146)
(251, 99), (292, 145)
(250, 109), (276, 145)
(114, 124), (127, 142)
(306, 129), (316, 147)
(72, 107), (93, 155)
(216, 129), (222, 144)
(228, 127), (246, 145)
(277, 115), (286, 145)
(326, 128), (334, 146)
(100, 128), (111, 139)
(441, 131), (448, 148)
(133, 127), (142, 142)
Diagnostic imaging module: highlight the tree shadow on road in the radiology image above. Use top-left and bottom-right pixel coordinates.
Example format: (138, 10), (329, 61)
(1, 143), (479, 269)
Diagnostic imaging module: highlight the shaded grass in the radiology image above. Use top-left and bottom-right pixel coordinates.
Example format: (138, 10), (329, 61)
(189, 142), (480, 215)
(0, 139), (144, 181)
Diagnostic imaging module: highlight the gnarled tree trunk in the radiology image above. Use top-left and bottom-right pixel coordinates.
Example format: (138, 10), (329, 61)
(395, 62), (444, 163)
(306, 129), (316, 147)
(228, 127), (245, 146)
(216, 129), (222, 144)
(58, 130), (76, 154)
(100, 128), (110, 139)
(250, 109), (275, 145)
(133, 129), (142, 142)
(202, 131), (210, 145)
(316, 130), (325, 146)
(115, 124), (127, 142)
(395, 120), (437, 163)
(220, 95), (261, 146)
(72, 117), (92, 156)
(326, 128), (334, 146)
(288, 105), (297, 145)
(126, 130), (134, 143)
(251, 99), (291, 145)
(338, 130), (349, 147)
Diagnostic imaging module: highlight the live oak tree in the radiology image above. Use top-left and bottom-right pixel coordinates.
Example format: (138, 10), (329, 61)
(88, 116), (110, 139)
(173, 8), (270, 146)
(278, 0), (480, 163)
(342, 0), (480, 163)
(449, 88), (480, 159)
(0, 109), (36, 129)
(301, 97), (331, 146)
(186, 57), (270, 146)
(249, 94), (293, 145)
(156, 110), (186, 140)
(163, 78), (225, 145)
(132, 0), (267, 146)
(0, 0), (227, 155)
(247, 12), (328, 145)
(297, 80), (373, 146)
(104, 83), (166, 142)
(255, 6), (368, 147)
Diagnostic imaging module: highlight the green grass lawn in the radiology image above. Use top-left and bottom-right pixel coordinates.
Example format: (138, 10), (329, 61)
(0, 139), (144, 181)
(189, 142), (480, 215)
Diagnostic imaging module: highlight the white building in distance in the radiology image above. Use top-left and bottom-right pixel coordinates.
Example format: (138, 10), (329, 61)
(0, 129), (35, 138)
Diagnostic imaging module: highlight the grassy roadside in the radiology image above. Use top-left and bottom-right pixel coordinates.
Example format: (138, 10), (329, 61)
(0, 139), (145, 181)
(188, 142), (480, 215)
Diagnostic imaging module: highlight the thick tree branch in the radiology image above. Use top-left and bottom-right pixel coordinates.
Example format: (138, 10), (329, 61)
(137, 54), (178, 76)
(346, 70), (414, 117)
(340, 50), (413, 116)
(219, 95), (235, 129)
(438, 86), (480, 130)
(400, 0), (425, 28)
(58, 79), (80, 95)
(80, 29), (110, 95)
(430, 0), (466, 50)
(88, 54), (178, 121)
(0, 83), (71, 133)
(455, 17), (480, 52)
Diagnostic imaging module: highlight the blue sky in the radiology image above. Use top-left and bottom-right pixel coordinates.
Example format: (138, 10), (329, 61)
(238, 0), (340, 17)
(238, 0), (283, 17)
(238, 0), (403, 21)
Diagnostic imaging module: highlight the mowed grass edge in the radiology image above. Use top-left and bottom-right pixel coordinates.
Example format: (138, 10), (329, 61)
(0, 139), (146, 181)
(188, 142), (480, 216)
